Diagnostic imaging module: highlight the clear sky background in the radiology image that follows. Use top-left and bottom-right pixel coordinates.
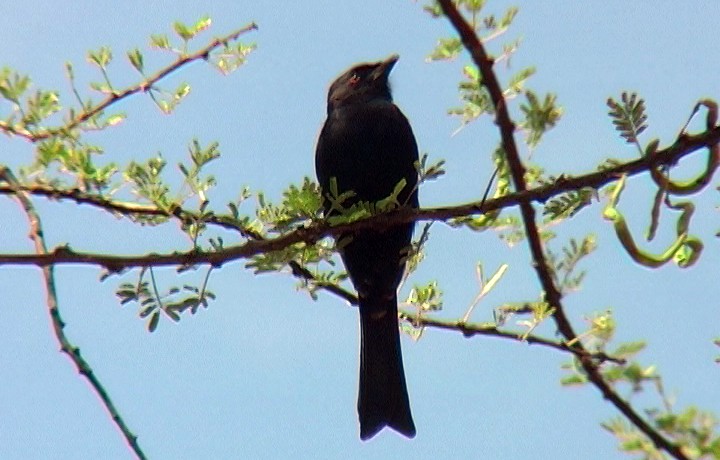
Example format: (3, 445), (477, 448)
(1, 1), (719, 459)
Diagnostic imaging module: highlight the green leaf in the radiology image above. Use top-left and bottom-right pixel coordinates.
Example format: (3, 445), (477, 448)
(173, 21), (194, 41)
(427, 37), (462, 61)
(150, 34), (171, 50)
(560, 374), (588, 386)
(148, 311), (160, 332)
(194, 16), (212, 34)
(90, 81), (113, 94)
(612, 341), (646, 359)
(0, 68), (31, 102)
(405, 281), (443, 312)
(175, 82), (190, 100)
(106, 113), (126, 127)
(87, 46), (113, 68)
(127, 48), (144, 73)
(499, 6), (519, 28)
(607, 92), (648, 145)
(520, 90), (562, 147)
(164, 308), (181, 322)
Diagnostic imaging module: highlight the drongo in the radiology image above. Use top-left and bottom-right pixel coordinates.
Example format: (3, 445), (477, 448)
(315, 54), (418, 440)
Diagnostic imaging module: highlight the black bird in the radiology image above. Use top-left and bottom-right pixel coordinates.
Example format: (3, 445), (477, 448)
(315, 54), (418, 440)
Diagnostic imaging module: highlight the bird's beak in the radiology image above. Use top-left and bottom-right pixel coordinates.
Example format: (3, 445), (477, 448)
(373, 54), (399, 81)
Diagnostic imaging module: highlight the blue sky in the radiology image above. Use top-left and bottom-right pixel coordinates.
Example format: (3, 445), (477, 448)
(1, 1), (719, 459)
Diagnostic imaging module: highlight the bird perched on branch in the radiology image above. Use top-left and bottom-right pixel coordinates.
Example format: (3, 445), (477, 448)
(315, 54), (418, 440)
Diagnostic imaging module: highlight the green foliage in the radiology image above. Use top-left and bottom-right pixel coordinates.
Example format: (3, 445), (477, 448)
(247, 241), (325, 274)
(116, 267), (216, 332)
(127, 48), (144, 74)
(543, 186), (596, 221)
(546, 235), (597, 294)
(406, 281), (443, 313)
(560, 315), (720, 458)
(0, 67), (31, 103)
(604, 406), (720, 459)
(447, 65), (492, 125)
(607, 92), (648, 150)
(520, 91), (562, 147)
(404, 223), (432, 277)
(125, 155), (172, 210)
(256, 177), (322, 233)
(121, 138), (228, 236)
(460, 262), (508, 322)
(3, 8), (719, 458)
(179, 139), (220, 203)
(426, 2), (519, 59)
(416, 153), (446, 184)
(296, 265), (349, 301)
(426, 1), (553, 146)
(515, 301), (555, 339)
(505, 66), (535, 97)
(3, 15), (255, 210)
(322, 177), (412, 227)
(213, 42), (257, 75)
(173, 16), (212, 43)
(153, 82), (191, 114)
(87, 46), (113, 69)
(426, 38), (463, 61)
(0, 67), (62, 128)
(402, 281), (444, 339)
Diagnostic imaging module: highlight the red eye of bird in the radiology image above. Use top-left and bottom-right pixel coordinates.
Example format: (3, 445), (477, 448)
(349, 74), (360, 85)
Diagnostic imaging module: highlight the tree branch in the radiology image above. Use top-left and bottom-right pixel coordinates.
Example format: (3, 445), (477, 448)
(2, 118), (718, 237)
(436, 1), (688, 458)
(399, 312), (624, 365)
(0, 167), (147, 460)
(0, 170), (624, 369)
(0, 124), (717, 276)
(0, 22), (257, 143)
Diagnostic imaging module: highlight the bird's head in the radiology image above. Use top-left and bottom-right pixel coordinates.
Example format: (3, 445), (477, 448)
(326, 54), (399, 113)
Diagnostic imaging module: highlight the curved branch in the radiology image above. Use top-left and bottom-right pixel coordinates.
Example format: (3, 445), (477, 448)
(436, 1), (688, 458)
(0, 22), (257, 143)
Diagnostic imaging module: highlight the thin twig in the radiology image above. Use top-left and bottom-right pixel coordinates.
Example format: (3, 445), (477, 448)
(0, 22), (258, 143)
(148, 266), (164, 310)
(0, 166), (148, 460)
(436, 1), (687, 458)
(399, 311), (624, 365)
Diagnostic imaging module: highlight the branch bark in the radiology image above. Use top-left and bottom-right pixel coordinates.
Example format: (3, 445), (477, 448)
(0, 167), (148, 460)
(436, 1), (689, 458)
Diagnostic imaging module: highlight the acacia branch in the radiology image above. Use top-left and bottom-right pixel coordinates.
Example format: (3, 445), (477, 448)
(399, 312), (624, 365)
(0, 167), (147, 460)
(0, 172), (624, 368)
(436, 1), (688, 458)
(0, 124), (717, 275)
(0, 22), (258, 143)
(2, 119), (718, 239)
